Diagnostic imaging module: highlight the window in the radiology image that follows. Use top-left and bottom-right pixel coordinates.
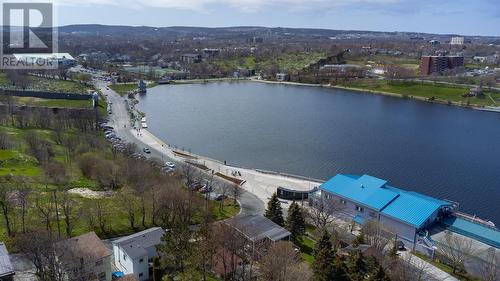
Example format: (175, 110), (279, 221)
(355, 205), (364, 212)
(139, 273), (144, 277)
(139, 258), (144, 263)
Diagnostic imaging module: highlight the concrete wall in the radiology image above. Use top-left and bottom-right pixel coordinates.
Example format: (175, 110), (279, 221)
(321, 190), (418, 243)
(379, 214), (416, 242)
(1, 89), (91, 100)
(321, 191), (378, 221)
(113, 245), (134, 274)
(113, 244), (149, 281)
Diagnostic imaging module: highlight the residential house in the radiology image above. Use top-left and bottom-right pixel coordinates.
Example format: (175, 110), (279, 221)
(112, 227), (165, 281)
(225, 215), (291, 258)
(0, 243), (14, 281)
(59, 232), (112, 281)
(180, 54), (202, 64)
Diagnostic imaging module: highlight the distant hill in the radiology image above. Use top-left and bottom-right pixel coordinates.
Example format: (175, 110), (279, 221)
(56, 24), (500, 42)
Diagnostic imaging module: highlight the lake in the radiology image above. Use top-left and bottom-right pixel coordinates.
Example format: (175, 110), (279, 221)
(137, 81), (500, 224)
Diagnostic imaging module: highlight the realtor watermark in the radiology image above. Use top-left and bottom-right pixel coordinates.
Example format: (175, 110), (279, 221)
(1, 2), (58, 69)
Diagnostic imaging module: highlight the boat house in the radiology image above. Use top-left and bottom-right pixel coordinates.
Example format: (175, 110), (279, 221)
(315, 174), (455, 245)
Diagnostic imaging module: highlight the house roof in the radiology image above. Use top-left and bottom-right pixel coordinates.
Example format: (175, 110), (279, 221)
(0, 243), (14, 278)
(320, 174), (452, 228)
(226, 215), (291, 242)
(113, 227), (165, 259)
(60, 232), (112, 260)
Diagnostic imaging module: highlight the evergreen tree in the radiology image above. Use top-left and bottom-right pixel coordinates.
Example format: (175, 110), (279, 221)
(367, 265), (391, 281)
(264, 192), (284, 226)
(352, 232), (365, 247)
(346, 250), (366, 281)
(312, 248), (335, 281)
(314, 230), (332, 256)
(332, 254), (349, 281)
(286, 201), (305, 240)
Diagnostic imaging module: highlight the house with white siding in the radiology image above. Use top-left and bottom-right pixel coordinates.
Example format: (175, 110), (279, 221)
(112, 227), (165, 281)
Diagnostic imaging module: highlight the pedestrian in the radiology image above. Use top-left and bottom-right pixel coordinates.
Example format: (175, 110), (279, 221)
(224, 160), (226, 165)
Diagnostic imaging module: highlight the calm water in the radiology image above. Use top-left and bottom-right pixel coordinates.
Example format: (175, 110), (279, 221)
(137, 82), (500, 224)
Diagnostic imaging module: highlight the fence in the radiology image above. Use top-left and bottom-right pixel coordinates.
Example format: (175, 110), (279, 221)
(1, 89), (91, 100)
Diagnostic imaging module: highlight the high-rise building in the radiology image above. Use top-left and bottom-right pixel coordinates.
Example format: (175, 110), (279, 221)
(419, 56), (464, 75)
(450, 36), (465, 45)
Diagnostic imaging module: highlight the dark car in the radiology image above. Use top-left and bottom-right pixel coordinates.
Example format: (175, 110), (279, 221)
(396, 240), (405, 251)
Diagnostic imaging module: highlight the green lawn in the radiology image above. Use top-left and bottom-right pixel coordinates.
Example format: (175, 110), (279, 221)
(413, 252), (482, 281)
(296, 235), (316, 264)
(0, 71), (91, 93)
(210, 200), (240, 221)
(0, 149), (41, 176)
(340, 80), (500, 107)
(109, 83), (138, 96)
(13, 96), (92, 109)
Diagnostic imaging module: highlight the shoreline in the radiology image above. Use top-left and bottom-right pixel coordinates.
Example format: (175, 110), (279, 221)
(164, 77), (500, 113)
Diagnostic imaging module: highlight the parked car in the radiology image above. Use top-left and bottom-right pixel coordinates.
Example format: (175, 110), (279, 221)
(215, 194), (227, 201)
(143, 147), (151, 154)
(164, 162), (175, 169)
(396, 240), (405, 251)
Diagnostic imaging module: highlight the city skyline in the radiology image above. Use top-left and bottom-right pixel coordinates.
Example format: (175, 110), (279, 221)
(50, 0), (500, 36)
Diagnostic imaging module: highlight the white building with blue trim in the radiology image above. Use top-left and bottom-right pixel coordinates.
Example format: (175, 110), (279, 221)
(317, 174), (454, 244)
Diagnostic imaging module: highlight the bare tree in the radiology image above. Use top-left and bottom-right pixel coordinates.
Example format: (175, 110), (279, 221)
(0, 179), (14, 237)
(35, 197), (55, 232)
(60, 191), (79, 237)
(119, 188), (139, 230)
(307, 198), (345, 230)
(230, 183), (242, 206)
(259, 241), (305, 281)
(437, 231), (476, 274)
(180, 163), (198, 187)
(13, 231), (67, 281)
(387, 252), (430, 281)
(361, 220), (393, 259)
(17, 180), (32, 233)
(480, 247), (499, 281)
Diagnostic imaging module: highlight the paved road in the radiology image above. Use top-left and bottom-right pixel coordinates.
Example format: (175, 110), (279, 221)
(97, 82), (265, 216)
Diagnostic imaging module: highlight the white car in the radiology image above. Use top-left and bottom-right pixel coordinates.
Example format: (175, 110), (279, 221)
(164, 162), (175, 169)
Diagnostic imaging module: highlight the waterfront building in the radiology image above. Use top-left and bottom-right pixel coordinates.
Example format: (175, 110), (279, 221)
(419, 55), (464, 75)
(314, 174), (455, 245)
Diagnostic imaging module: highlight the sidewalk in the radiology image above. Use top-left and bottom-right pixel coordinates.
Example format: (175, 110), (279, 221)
(132, 127), (323, 210)
(399, 251), (459, 281)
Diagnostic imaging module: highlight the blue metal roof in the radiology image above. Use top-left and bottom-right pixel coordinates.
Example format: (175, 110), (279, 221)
(441, 216), (500, 248)
(320, 174), (399, 211)
(320, 174), (452, 228)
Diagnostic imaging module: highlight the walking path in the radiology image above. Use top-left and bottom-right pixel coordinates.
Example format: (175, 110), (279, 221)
(399, 251), (459, 281)
(98, 82), (323, 215)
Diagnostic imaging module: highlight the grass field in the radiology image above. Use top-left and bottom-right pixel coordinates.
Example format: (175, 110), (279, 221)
(213, 51), (327, 73)
(109, 83), (138, 96)
(340, 80), (500, 106)
(0, 123), (240, 243)
(13, 96), (93, 109)
(0, 72), (91, 93)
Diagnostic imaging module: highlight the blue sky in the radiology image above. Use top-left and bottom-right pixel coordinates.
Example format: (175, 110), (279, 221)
(54, 0), (499, 36)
